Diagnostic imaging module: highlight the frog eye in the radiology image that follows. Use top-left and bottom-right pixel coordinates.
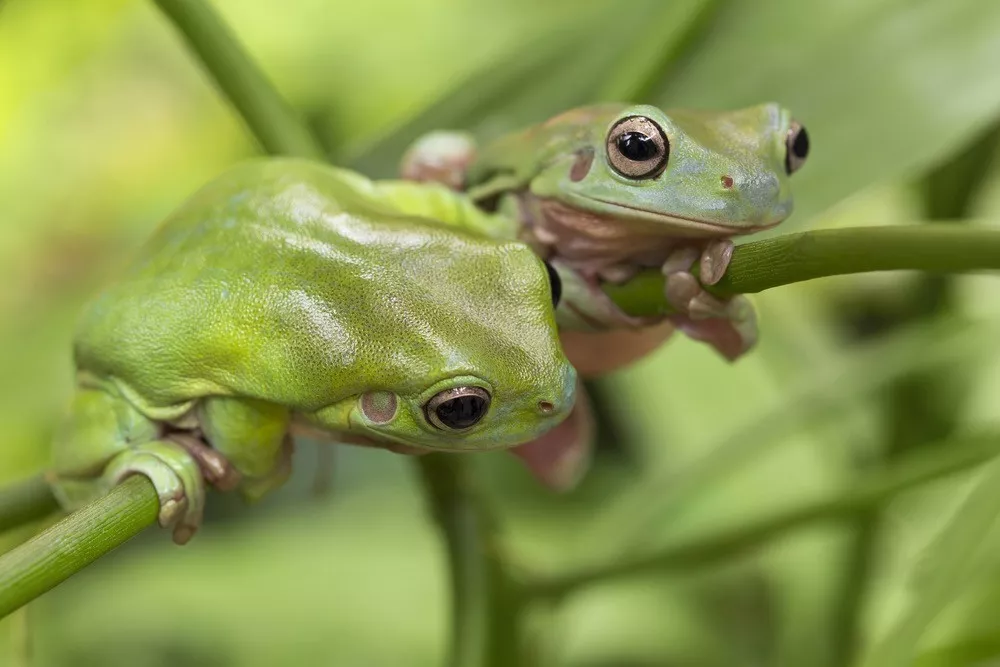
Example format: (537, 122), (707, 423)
(785, 121), (810, 174)
(606, 115), (669, 179)
(543, 260), (562, 308)
(425, 387), (491, 431)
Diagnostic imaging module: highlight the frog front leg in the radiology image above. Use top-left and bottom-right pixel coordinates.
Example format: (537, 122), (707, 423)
(661, 241), (758, 361)
(197, 396), (293, 503)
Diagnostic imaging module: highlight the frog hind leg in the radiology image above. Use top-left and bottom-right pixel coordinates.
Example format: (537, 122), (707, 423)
(399, 130), (478, 191)
(49, 386), (206, 544)
(661, 243), (758, 361)
(197, 396), (292, 503)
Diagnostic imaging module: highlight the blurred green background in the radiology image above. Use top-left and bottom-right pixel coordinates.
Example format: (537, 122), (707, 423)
(3, 0), (1000, 665)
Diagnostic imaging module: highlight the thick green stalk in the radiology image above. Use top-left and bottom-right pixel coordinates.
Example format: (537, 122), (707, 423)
(0, 476), (59, 534)
(416, 455), (489, 667)
(0, 476), (159, 619)
(152, 0), (324, 159)
(604, 225), (1000, 317)
(525, 434), (999, 598)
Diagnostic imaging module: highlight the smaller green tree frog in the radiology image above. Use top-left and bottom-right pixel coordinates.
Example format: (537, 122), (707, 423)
(48, 158), (577, 544)
(401, 103), (809, 360)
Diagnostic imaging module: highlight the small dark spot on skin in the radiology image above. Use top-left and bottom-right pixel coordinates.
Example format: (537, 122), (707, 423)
(721, 175), (734, 189)
(570, 148), (594, 182)
(538, 401), (555, 413)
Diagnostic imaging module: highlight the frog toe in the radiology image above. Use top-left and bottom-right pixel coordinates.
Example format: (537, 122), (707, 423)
(170, 433), (242, 491)
(688, 290), (732, 320)
(668, 294), (758, 361)
(698, 239), (734, 286)
(663, 271), (702, 312)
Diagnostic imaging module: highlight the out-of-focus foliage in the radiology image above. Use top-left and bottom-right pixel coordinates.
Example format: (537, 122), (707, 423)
(2, 0), (1000, 665)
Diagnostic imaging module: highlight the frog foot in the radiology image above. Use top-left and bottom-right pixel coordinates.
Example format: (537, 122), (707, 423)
(103, 440), (206, 545)
(238, 434), (295, 503)
(661, 244), (758, 361)
(399, 131), (477, 191)
(169, 432), (241, 492)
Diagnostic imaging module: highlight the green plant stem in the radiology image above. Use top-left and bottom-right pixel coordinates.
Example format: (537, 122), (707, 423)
(0, 476), (59, 534)
(0, 476), (159, 619)
(416, 455), (489, 667)
(604, 225), (1000, 317)
(152, 0), (324, 159)
(524, 434), (998, 598)
(586, 318), (995, 553)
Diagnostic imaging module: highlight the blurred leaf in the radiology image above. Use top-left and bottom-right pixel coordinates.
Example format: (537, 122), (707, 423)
(585, 318), (999, 557)
(916, 637), (1000, 667)
(345, 0), (717, 177)
(857, 459), (1000, 667)
(594, 0), (721, 102)
(921, 118), (1000, 220)
(657, 0), (1000, 227)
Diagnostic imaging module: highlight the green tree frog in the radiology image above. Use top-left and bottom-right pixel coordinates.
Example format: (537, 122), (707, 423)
(401, 103), (809, 360)
(48, 158), (578, 544)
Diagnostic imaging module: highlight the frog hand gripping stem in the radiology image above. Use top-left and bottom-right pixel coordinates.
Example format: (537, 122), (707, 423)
(48, 158), (578, 543)
(401, 103), (810, 360)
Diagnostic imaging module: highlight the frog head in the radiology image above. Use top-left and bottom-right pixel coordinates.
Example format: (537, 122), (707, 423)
(320, 232), (577, 453)
(527, 103), (809, 236)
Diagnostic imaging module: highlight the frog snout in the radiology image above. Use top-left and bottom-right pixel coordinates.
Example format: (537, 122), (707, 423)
(537, 364), (578, 418)
(719, 168), (783, 222)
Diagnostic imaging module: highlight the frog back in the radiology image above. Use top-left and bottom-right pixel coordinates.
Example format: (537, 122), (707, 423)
(466, 104), (626, 198)
(74, 159), (559, 417)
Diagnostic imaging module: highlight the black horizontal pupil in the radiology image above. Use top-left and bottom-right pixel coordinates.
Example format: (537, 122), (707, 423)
(617, 132), (657, 162)
(792, 128), (809, 159)
(543, 261), (562, 308)
(436, 395), (486, 429)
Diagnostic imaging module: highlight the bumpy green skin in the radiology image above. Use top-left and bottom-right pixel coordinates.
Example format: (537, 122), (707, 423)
(402, 103), (802, 359)
(50, 158), (576, 542)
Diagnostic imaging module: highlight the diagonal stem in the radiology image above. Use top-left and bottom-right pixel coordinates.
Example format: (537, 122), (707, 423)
(152, 0), (324, 159)
(523, 434), (999, 598)
(0, 476), (159, 620)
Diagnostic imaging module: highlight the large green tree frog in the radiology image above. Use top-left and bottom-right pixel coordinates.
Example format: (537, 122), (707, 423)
(48, 158), (578, 544)
(401, 103), (809, 360)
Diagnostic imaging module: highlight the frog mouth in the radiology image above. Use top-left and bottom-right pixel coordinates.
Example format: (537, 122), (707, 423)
(576, 196), (783, 236)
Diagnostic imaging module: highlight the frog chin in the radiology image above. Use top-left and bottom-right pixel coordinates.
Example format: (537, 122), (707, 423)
(343, 417), (513, 453)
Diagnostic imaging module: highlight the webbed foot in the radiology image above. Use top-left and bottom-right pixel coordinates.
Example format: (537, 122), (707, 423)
(103, 440), (206, 545)
(662, 243), (758, 361)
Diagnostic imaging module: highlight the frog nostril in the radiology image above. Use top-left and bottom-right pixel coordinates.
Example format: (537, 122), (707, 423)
(721, 175), (734, 189)
(538, 400), (555, 414)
